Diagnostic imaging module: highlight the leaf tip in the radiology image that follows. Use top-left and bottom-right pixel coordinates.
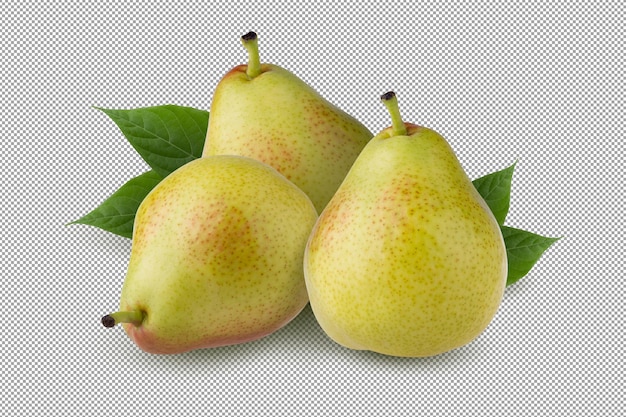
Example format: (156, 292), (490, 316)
(507, 159), (518, 173)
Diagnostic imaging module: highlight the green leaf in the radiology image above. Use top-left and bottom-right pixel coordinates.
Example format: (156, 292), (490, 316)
(501, 225), (561, 286)
(68, 170), (162, 238)
(95, 105), (209, 178)
(472, 162), (516, 225)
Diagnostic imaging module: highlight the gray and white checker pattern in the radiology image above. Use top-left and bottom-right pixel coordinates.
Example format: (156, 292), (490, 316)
(2, 1), (623, 415)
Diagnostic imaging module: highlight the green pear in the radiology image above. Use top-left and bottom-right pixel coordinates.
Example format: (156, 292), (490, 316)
(202, 32), (372, 212)
(304, 92), (508, 357)
(102, 155), (317, 354)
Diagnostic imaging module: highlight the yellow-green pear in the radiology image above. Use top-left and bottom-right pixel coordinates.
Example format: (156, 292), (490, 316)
(203, 32), (372, 212)
(304, 92), (508, 357)
(102, 156), (317, 354)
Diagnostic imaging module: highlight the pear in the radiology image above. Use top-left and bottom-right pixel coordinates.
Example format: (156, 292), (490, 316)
(202, 32), (372, 212)
(102, 155), (318, 354)
(304, 92), (508, 357)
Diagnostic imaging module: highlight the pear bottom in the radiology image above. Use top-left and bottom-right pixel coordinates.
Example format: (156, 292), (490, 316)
(304, 228), (507, 357)
(120, 303), (306, 355)
(307, 282), (504, 358)
(305, 230), (506, 358)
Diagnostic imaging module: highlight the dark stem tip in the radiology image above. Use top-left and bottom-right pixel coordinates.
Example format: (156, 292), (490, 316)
(381, 91), (396, 101)
(241, 31), (257, 41)
(101, 315), (116, 328)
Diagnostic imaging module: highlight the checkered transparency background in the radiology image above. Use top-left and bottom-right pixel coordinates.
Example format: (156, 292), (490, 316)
(1, 1), (623, 415)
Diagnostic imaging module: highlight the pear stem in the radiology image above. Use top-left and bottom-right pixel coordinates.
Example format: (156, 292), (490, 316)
(241, 31), (262, 79)
(101, 311), (144, 328)
(381, 91), (408, 136)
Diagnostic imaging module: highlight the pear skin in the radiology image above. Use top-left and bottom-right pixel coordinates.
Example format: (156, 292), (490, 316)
(203, 32), (372, 212)
(103, 156), (318, 354)
(304, 92), (507, 357)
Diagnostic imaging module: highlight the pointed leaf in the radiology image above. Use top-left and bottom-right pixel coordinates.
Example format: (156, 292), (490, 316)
(95, 105), (208, 177)
(68, 170), (162, 238)
(501, 225), (561, 286)
(472, 162), (516, 225)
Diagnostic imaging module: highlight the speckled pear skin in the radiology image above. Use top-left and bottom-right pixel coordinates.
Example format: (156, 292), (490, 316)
(119, 156), (318, 354)
(304, 124), (508, 357)
(203, 62), (372, 212)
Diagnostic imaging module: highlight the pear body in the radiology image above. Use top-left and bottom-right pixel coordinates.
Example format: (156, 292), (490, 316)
(304, 124), (507, 357)
(119, 156), (317, 354)
(203, 63), (372, 212)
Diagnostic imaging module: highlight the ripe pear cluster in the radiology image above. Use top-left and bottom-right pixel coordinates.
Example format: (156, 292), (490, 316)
(102, 32), (507, 357)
